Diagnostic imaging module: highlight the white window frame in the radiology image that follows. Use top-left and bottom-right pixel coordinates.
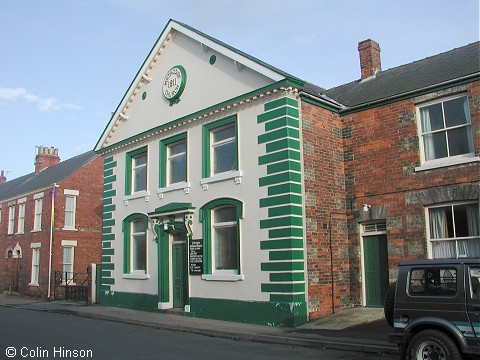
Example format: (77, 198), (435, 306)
(426, 201), (480, 259)
(33, 193), (44, 232)
(17, 198), (26, 234)
(132, 153), (147, 193)
(8, 204), (15, 235)
(211, 206), (239, 276)
(416, 94), (478, 171)
(131, 219), (147, 274)
(210, 124), (237, 176)
(29, 243), (41, 286)
(167, 139), (187, 186)
(63, 190), (79, 230)
(61, 240), (77, 283)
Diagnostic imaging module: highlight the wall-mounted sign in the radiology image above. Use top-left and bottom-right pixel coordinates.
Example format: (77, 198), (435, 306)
(162, 65), (186, 106)
(189, 238), (203, 275)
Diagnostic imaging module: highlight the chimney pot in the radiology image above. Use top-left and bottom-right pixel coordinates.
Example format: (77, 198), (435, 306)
(0, 170), (6, 185)
(358, 39), (381, 80)
(35, 146), (60, 173)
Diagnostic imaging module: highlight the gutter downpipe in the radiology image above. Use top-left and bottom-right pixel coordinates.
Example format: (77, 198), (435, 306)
(47, 183), (58, 299)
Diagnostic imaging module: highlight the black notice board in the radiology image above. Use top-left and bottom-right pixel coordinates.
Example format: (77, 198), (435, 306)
(189, 239), (203, 275)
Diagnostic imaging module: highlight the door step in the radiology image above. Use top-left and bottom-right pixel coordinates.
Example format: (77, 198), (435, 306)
(161, 308), (184, 315)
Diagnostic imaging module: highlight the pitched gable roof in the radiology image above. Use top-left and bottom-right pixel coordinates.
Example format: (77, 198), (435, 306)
(95, 19), (304, 152)
(0, 151), (98, 202)
(322, 41), (480, 110)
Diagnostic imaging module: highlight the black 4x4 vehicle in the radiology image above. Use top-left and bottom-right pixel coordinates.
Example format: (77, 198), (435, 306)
(385, 259), (480, 360)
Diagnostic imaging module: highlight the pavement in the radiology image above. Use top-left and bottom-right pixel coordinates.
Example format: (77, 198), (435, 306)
(0, 293), (398, 357)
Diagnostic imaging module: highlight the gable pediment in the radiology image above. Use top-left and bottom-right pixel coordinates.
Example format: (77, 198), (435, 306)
(95, 20), (298, 151)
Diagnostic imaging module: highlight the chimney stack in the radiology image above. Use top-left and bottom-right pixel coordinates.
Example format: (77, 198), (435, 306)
(358, 39), (381, 80)
(0, 170), (6, 184)
(35, 146), (60, 174)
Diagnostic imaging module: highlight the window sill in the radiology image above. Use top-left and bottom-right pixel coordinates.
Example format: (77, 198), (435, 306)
(200, 170), (242, 190)
(124, 190), (150, 205)
(415, 156), (479, 172)
(28, 283), (39, 287)
(62, 227), (78, 231)
(157, 182), (191, 199)
(30, 229), (42, 233)
(201, 274), (244, 282)
(122, 273), (150, 280)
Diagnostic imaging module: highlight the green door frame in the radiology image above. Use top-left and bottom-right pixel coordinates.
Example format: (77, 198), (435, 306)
(363, 234), (389, 307)
(148, 203), (195, 309)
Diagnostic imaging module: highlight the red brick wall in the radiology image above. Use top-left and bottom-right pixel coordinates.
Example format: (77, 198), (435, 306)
(301, 101), (350, 319)
(303, 81), (480, 319)
(343, 81), (479, 274)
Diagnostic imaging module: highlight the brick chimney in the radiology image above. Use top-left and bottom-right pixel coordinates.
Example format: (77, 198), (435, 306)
(358, 39), (381, 79)
(0, 170), (6, 184)
(35, 146), (60, 174)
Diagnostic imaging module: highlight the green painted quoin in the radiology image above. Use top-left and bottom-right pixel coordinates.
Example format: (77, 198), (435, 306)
(257, 96), (307, 325)
(101, 156), (117, 292)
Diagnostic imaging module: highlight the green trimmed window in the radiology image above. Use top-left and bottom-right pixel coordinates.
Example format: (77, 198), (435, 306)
(123, 213), (148, 274)
(159, 133), (187, 187)
(202, 116), (238, 177)
(125, 147), (148, 195)
(200, 198), (243, 275)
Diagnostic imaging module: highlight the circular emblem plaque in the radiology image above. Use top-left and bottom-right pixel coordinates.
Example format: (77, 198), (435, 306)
(162, 65), (186, 105)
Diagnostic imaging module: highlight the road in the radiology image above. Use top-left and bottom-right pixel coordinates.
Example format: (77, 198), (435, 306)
(0, 306), (394, 360)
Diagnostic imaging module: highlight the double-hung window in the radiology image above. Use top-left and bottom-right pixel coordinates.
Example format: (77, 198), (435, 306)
(168, 140), (187, 184)
(30, 243), (41, 285)
(202, 116), (238, 179)
(427, 202), (480, 259)
(61, 240), (77, 283)
(126, 147), (148, 196)
(200, 198), (243, 281)
(63, 190), (78, 230)
(211, 125), (237, 175)
(8, 205), (15, 235)
(213, 206), (238, 272)
(33, 197), (43, 231)
(17, 199), (26, 234)
(123, 214), (148, 278)
(418, 95), (474, 166)
(159, 133), (188, 193)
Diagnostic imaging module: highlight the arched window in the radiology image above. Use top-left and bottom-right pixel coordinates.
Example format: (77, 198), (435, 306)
(200, 198), (243, 277)
(123, 213), (148, 275)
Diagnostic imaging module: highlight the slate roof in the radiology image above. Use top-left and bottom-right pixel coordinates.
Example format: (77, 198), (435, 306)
(0, 151), (98, 202)
(320, 41), (480, 110)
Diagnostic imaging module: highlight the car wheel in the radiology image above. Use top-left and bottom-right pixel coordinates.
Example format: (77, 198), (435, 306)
(384, 281), (396, 327)
(407, 329), (461, 360)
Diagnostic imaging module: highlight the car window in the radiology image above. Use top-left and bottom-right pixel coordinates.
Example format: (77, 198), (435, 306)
(408, 268), (457, 296)
(469, 267), (480, 300)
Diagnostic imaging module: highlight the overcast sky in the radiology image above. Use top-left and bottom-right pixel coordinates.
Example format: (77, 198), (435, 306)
(1, 0), (478, 180)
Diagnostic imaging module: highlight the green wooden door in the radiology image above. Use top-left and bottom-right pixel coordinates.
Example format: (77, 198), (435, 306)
(363, 235), (389, 307)
(172, 242), (187, 308)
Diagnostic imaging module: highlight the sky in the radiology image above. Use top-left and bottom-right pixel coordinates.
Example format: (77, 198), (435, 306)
(0, 0), (478, 181)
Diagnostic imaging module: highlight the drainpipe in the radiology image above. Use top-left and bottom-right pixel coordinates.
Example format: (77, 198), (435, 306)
(328, 211), (348, 314)
(47, 183), (59, 299)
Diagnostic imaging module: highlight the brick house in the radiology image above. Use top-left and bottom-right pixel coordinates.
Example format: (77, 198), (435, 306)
(94, 19), (479, 326)
(305, 40), (480, 318)
(0, 147), (103, 299)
